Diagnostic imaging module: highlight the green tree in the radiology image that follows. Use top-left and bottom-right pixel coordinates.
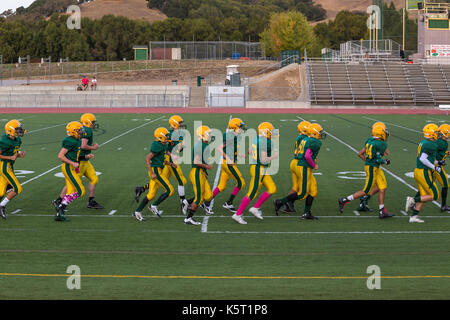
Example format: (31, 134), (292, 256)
(260, 11), (319, 57)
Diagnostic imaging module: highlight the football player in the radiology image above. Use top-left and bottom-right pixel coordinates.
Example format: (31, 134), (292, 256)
(0, 120), (26, 220)
(133, 127), (174, 221)
(337, 123), (394, 219)
(279, 120), (310, 214)
(210, 117), (247, 214)
(185, 125), (215, 225)
(274, 123), (325, 220)
(54, 121), (90, 222)
(434, 123), (450, 212)
(405, 123), (442, 223)
(356, 122), (389, 212)
(135, 115), (190, 213)
(232, 122), (278, 224)
(53, 113), (103, 211)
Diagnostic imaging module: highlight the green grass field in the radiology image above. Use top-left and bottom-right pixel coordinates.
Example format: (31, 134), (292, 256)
(1, 112), (450, 300)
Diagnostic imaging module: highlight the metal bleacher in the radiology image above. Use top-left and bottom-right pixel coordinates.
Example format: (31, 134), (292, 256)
(307, 60), (450, 106)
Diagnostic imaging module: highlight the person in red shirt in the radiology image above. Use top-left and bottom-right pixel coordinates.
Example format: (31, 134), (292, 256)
(81, 76), (89, 91)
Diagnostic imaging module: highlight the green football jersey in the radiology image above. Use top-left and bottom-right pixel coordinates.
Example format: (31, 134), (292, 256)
(297, 137), (322, 168)
(167, 128), (184, 153)
(251, 136), (272, 167)
(222, 131), (238, 162)
(62, 136), (81, 163)
(192, 140), (211, 169)
(416, 139), (437, 169)
(364, 137), (387, 168)
(293, 134), (307, 159)
(79, 126), (93, 160)
(150, 141), (168, 168)
(0, 133), (22, 164)
(435, 138), (448, 161)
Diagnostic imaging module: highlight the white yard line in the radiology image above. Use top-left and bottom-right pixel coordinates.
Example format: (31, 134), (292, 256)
(296, 116), (441, 209)
(353, 211), (360, 216)
(26, 123), (66, 134)
(201, 216), (210, 233)
(21, 116), (164, 186)
(11, 209), (21, 214)
(400, 210), (408, 216)
(362, 116), (421, 133)
(206, 230), (450, 235)
(108, 210), (117, 216)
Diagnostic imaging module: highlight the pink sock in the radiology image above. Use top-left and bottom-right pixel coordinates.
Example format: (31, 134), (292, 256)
(232, 187), (240, 196)
(236, 196), (251, 216)
(254, 192), (271, 209)
(213, 187), (221, 198)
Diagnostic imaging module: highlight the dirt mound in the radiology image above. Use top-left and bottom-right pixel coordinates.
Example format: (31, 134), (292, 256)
(80, 0), (167, 23)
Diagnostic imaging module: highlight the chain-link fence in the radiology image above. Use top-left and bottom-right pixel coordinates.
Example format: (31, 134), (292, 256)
(149, 41), (265, 60)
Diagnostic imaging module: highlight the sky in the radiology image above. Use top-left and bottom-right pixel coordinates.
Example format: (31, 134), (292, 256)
(0, 0), (35, 13)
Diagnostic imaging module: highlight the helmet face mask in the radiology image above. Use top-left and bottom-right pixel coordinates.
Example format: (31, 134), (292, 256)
(439, 124), (450, 140)
(228, 118), (247, 135)
(308, 123), (326, 139)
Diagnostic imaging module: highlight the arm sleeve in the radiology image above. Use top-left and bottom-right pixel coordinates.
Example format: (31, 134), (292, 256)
(419, 152), (436, 170)
(305, 149), (316, 168)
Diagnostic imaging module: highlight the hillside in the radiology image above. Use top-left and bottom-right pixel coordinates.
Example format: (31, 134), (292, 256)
(80, 0), (167, 23)
(315, 0), (406, 20)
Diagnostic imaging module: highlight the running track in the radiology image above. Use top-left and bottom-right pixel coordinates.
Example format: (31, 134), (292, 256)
(0, 107), (449, 114)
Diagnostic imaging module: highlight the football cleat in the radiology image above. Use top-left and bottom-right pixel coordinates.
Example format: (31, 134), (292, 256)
(301, 211), (318, 220)
(87, 199), (104, 209)
(134, 186), (145, 203)
(356, 202), (372, 212)
(409, 215), (424, 223)
(0, 206), (6, 220)
(338, 197), (350, 213)
(405, 196), (415, 213)
(132, 212), (145, 222)
(54, 208), (70, 222)
(222, 202), (237, 213)
(285, 201), (297, 213)
(378, 208), (394, 219)
(249, 207), (263, 220)
(231, 213), (247, 225)
(149, 205), (163, 217)
(200, 203), (214, 215)
(440, 205), (450, 212)
(184, 217), (201, 225)
(181, 199), (189, 215)
(273, 199), (283, 216)
(52, 198), (62, 213)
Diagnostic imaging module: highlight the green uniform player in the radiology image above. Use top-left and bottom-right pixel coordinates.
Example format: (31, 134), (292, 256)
(338, 123), (393, 219)
(0, 120), (26, 220)
(405, 124), (442, 223)
(133, 127), (174, 221)
(433, 125), (450, 211)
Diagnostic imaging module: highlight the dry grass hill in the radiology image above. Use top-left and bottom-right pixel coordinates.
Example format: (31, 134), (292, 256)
(79, 0), (167, 23)
(315, 0), (407, 20)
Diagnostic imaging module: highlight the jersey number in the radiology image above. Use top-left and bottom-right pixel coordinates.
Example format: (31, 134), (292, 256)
(365, 144), (373, 159)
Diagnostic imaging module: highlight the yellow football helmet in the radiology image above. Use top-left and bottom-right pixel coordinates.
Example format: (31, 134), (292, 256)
(196, 125), (212, 142)
(154, 127), (170, 143)
(5, 119), (26, 137)
(423, 123), (439, 141)
(372, 121), (386, 130)
(439, 123), (450, 140)
(228, 117), (247, 134)
(297, 121), (311, 135)
(258, 122), (276, 139)
(66, 121), (84, 139)
(80, 113), (98, 129)
(308, 123), (326, 139)
(169, 115), (185, 129)
(372, 125), (388, 141)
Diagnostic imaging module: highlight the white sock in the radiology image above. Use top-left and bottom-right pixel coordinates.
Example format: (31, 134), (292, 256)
(379, 204), (384, 210)
(347, 195), (354, 201)
(0, 197), (10, 207)
(178, 185), (185, 197)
